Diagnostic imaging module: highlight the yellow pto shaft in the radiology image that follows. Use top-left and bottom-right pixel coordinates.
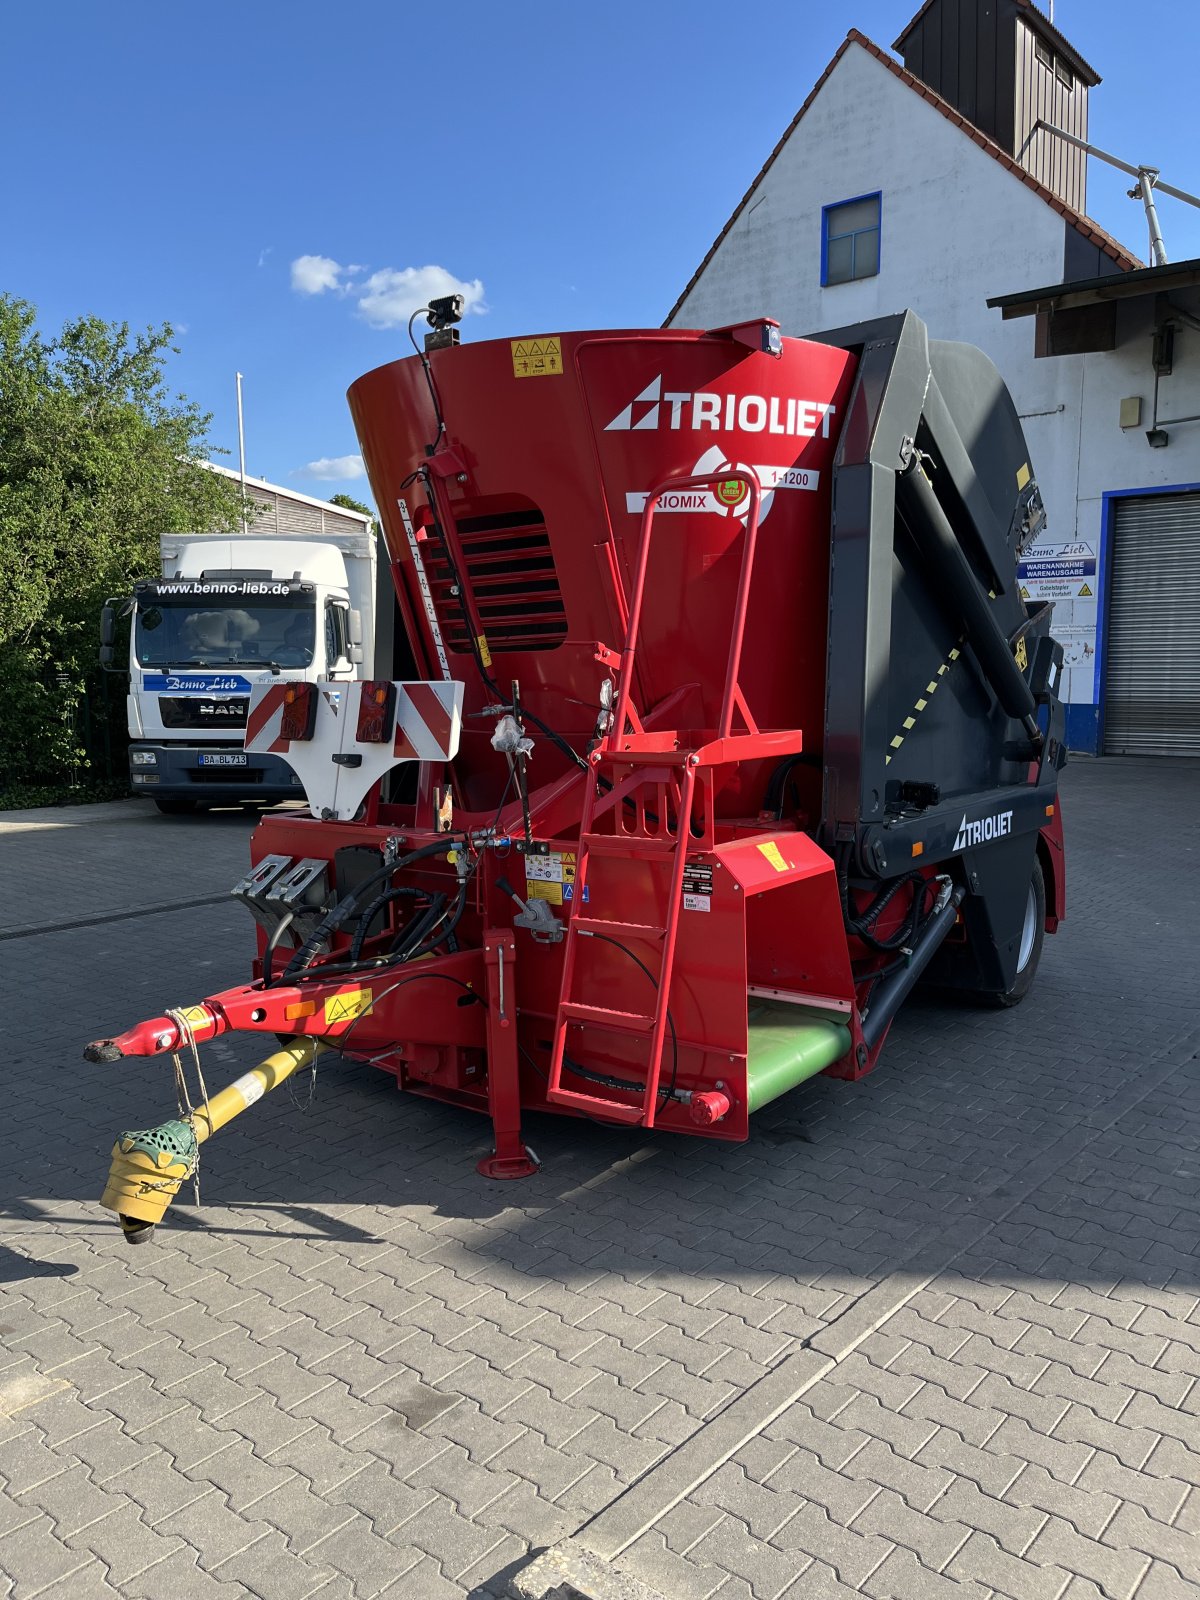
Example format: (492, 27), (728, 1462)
(100, 1038), (321, 1243)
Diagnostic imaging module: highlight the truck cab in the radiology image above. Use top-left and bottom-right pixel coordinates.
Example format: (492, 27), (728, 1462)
(119, 528), (377, 812)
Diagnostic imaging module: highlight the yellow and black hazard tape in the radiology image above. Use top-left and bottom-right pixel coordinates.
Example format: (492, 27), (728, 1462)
(885, 641), (963, 767)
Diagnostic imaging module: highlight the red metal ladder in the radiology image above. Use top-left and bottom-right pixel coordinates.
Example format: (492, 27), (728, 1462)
(545, 466), (765, 1128)
(545, 755), (697, 1127)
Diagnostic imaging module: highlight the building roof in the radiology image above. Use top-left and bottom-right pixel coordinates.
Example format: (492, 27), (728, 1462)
(987, 255), (1200, 318)
(202, 460), (373, 524)
(665, 28), (1139, 328)
(893, 0), (1102, 87)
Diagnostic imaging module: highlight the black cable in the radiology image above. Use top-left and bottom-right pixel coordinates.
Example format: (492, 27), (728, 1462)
(277, 839), (459, 983)
(408, 308), (446, 451)
(517, 1043), (644, 1130)
(261, 909), (297, 987)
(348, 885), (425, 965)
(336, 972), (481, 1060)
(837, 844), (927, 954)
(763, 753), (823, 820)
(583, 931), (679, 1104)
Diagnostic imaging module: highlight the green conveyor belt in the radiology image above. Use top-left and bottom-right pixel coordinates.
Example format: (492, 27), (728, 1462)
(746, 1002), (852, 1113)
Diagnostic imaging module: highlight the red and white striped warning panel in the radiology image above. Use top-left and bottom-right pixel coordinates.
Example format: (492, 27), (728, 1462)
(393, 682), (461, 760)
(244, 679), (464, 821)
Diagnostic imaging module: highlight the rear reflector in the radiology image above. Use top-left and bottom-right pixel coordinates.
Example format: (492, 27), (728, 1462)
(280, 683), (317, 742)
(356, 680), (396, 743)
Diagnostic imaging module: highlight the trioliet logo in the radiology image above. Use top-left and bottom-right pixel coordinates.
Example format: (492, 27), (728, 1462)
(605, 375), (836, 438)
(953, 809), (1015, 851)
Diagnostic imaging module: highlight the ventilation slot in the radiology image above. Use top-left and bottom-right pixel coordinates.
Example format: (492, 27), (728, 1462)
(424, 506), (567, 653)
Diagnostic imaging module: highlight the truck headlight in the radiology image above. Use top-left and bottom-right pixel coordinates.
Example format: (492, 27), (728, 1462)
(132, 751), (157, 766)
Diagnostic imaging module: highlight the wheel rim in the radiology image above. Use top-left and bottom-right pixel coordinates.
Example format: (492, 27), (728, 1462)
(1017, 880), (1038, 971)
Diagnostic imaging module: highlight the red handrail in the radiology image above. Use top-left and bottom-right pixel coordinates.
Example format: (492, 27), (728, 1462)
(609, 468), (764, 746)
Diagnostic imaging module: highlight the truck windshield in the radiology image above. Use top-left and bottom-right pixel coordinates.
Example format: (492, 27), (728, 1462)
(135, 598), (316, 668)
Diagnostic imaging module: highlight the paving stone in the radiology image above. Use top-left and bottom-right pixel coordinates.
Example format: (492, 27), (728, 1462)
(859, 1544), (988, 1598)
(31, 1559), (123, 1600)
(251, 1477), (358, 1555)
(850, 1486), (972, 1570)
(121, 1546), (251, 1598)
(106, 1454), (212, 1525)
(211, 1529), (338, 1597)
(67, 1501), (188, 1586)
(1023, 1515), (1151, 1599)
(0, 1512), (97, 1594)
(944, 1529), (1070, 1600)
(771, 1502), (895, 1589)
(379, 1553), (475, 1597)
(306, 1510), (430, 1596)
(16, 1459), (135, 1539)
(1099, 1500), (1199, 1574)
(688, 1515), (809, 1599)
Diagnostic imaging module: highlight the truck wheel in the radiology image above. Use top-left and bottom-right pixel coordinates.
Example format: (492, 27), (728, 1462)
(154, 797), (199, 816)
(987, 859), (1045, 1008)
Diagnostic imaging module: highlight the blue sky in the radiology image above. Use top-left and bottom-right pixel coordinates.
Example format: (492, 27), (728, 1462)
(4, 1), (1196, 503)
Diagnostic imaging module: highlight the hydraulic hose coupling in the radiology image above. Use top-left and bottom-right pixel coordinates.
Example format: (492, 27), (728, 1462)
(689, 1090), (731, 1127)
(100, 1119), (199, 1244)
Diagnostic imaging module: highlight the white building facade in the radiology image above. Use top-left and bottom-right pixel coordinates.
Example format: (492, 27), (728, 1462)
(668, 6), (1200, 756)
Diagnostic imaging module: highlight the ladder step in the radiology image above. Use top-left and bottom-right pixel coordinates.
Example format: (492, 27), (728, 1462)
(571, 917), (666, 940)
(581, 833), (680, 857)
(559, 1002), (657, 1035)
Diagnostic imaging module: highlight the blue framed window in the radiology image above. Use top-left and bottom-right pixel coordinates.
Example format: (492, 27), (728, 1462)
(821, 192), (881, 286)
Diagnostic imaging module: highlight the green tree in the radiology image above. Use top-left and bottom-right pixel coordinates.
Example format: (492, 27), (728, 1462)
(328, 491), (378, 538)
(0, 297), (242, 804)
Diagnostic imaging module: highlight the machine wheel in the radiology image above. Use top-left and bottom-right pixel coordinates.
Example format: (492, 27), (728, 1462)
(986, 858), (1045, 1008)
(154, 797), (199, 816)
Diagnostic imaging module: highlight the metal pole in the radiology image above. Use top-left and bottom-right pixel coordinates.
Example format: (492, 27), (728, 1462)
(1136, 171), (1169, 267)
(1034, 120), (1200, 267)
(235, 372), (249, 534)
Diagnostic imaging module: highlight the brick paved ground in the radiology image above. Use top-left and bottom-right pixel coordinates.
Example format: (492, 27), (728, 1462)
(0, 759), (1196, 1598)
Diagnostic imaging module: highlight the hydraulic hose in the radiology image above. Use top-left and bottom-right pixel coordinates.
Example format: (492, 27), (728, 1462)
(838, 848), (927, 954)
(261, 909), (297, 988)
(278, 839), (456, 983)
(348, 885), (424, 966)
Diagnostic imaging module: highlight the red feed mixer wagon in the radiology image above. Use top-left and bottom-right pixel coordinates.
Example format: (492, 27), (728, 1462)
(89, 306), (1067, 1241)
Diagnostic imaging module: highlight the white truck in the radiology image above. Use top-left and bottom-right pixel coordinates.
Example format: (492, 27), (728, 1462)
(104, 495), (380, 813)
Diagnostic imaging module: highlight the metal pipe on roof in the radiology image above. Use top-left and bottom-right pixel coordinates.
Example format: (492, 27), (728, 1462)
(1034, 120), (1200, 269)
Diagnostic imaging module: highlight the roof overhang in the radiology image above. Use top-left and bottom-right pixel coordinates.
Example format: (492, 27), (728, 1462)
(987, 257), (1200, 357)
(988, 257), (1200, 318)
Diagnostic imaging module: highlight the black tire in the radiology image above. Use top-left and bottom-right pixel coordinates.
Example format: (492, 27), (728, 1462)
(987, 857), (1046, 1008)
(154, 796), (199, 816)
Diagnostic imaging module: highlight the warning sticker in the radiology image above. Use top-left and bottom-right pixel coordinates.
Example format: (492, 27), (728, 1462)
(1078, 582), (1093, 597)
(324, 988), (373, 1026)
(1016, 461), (1031, 490)
(1020, 584), (1031, 599)
(524, 850), (576, 885)
(230, 1071), (266, 1109)
(527, 880), (563, 906)
(178, 1005), (210, 1028)
(511, 338), (563, 379)
(757, 841), (790, 873)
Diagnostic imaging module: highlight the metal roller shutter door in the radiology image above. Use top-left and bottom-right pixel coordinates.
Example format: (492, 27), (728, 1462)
(1103, 491), (1200, 756)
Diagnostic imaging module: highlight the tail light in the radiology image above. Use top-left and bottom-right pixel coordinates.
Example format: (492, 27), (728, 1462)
(356, 680), (396, 743)
(280, 683), (317, 742)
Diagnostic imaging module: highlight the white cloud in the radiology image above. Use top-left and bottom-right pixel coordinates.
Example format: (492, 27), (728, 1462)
(357, 265), (487, 328)
(294, 454), (366, 482)
(290, 254), (487, 328)
(291, 254), (347, 295)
